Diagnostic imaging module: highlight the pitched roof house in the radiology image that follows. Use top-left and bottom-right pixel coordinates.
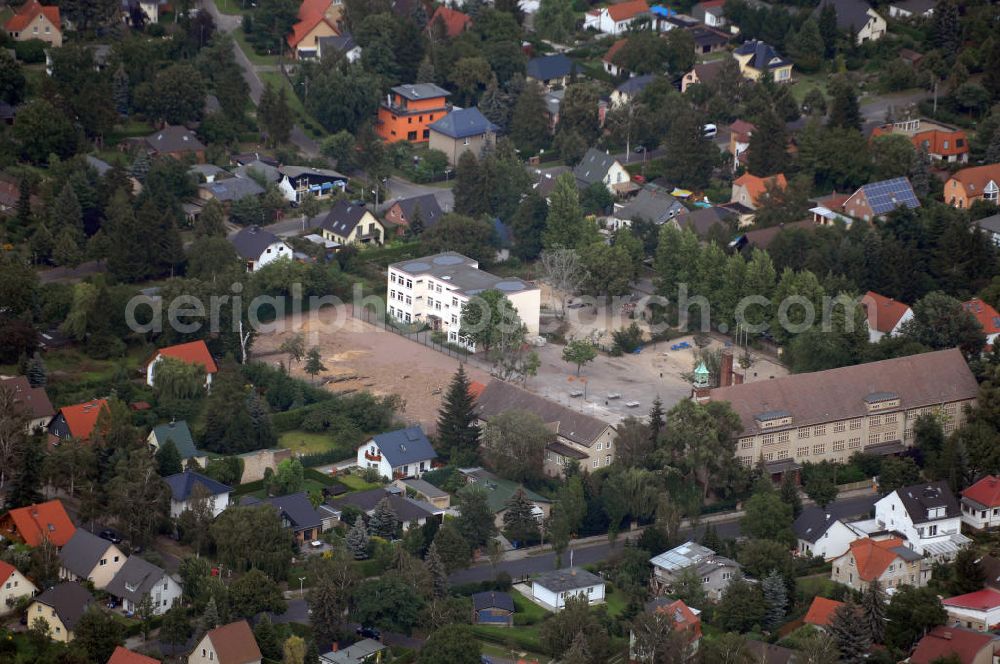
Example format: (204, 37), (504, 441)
(650, 541), (741, 600)
(147, 421), (207, 467)
(107, 647), (161, 664)
(961, 475), (1000, 531)
(681, 60), (725, 93)
(241, 492), (326, 543)
(428, 107), (499, 166)
(319, 201), (385, 246)
(730, 173), (787, 210)
(602, 38), (631, 78)
(875, 480), (968, 558)
(814, 0), (887, 44)
(830, 537), (926, 591)
(188, 620), (262, 664)
(861, 291), (913, 342)
(733, 40), (792, 82)
(803, 596), (844, 630)
(429, 5), (471, 38)
(0, 499), (76, 547)
(287, 0), (340, 59)
(316, 33), (360, 62)
(458, 467), (551, 528)
(471, 591), (515, 627)
(143, 126), (206, 162)
(611, 73), (655, 106)
(531, 567), (605, 611)
(356, 426), (438, 480)
(675, 205), (736, 240)
(793, 505), (869, 561)
(58, 529), (126, 590)
(198, 177), (265, 204)
(962, 298), (1000, 348)
(0, 375), (55, 432)
(910, 625), (999, 664)
(48, 399), (109, 443)
(28, 582), (93, 642)
(105, 556), (182, 615)
(692, 0), (727, 27)
(942, 587), (1000, 633)
(335, 486), (442, 531)
(584, 0), (650, 34)
(164, 471), (231, 519)
(889, 0), (936, 18)
(945, 164), (1000, 210)
(630, 597), (703, 661)
(573, 148), (632, 195)
(843, 176), (920, 221)
(384, 193), (444, 234)
(525, 54), (575, 89)
(146, 340), (218, 389)
(609, 188), (687, 230)
(277, 164), (348, 204)
(974, 213), (1000, 247)
(229, 226), (293, 273)
(4, 1), (61, 46)
(0, 560), (38, 615)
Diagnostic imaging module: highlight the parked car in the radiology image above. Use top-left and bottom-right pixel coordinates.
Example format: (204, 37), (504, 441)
(703, 123), (718, 138)
(357, 626), (381, 641)
(98, 529), (122, 544)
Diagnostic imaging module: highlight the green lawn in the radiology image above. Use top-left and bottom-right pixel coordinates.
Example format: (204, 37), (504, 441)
(472, 624), (544, 653)
(336, 474), (382, 492)
(512, 588), (550, 624)
(256, 70), (326, 140)
(233, 27), (281, 66)
(603, 586), (629, 618)
(279, 430), (338, 455)
(213, 0), (254, 15)
(789, 71), (830, 103)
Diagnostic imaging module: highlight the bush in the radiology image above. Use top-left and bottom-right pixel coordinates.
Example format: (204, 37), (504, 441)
(14, 39), (47, 63)
(611, 322), (644, 355)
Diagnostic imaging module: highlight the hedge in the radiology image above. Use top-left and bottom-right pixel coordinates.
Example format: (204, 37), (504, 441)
(232, 479), (266, 496)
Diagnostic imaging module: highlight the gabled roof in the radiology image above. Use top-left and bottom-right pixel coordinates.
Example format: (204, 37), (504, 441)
(241, 492), (322, 531)
(235, 159), (281, 183)
(320, 200), (372, 238)
(804, 596), (843, 627)
(974, 214), (1000, 236)
(393, 193), (444, 228)
(4, 1), (60, 33)
(154, 340), (218, 374)
(59, 529), (115, 579)
(844, 537), (919, 582)
(943, 587), (1000, 612)
(606, 0), (649, 22)
(370, 426), (437, 467)
(948, 164), (1000, 197)
(690, 26), (729, 48)
(861, 291), (911, 334)
(602, 38), (629, 65)
(428, 107), (498, 140)
(55, 399), (109, 439)
(962, 298), (1000, 335)
(894, 480), (961, 523)
(615, 73), (655, 96)
(105, 556), (169, 605)
(526, 54), (575, 82)
(733, 173), (787, 206)
(910, 626), (998, 664)
(230, 225), (288, 261)
(963, 475), (1000, 509)
(532, 567), (603, 592)
(646, 598), (702, 638)
(460, 468), (551, 513)
(853, 176), (920, 215)
(472, 591), (515, 612)
(430, 5), (471, 37)
(733, 40), (790, 70)
(814, 0), (880, 33)
(4, 499), (76, 547)
(649, 540), (740, 574)
(150, 421), (200, 460)
(690, 61), (725, 87)
(1, 376), (54, 421)
(107, 646), (161, 664)
(741, 219), (814, 250)
(321, 639), (386, 664)
(0, 560), (21, 585)
(793, 506), (841, 544)
(615, 188), (685, 224)
(145, 126), (206, 154)
(573, 148), (623, 187)
(336, 487), (441, 522)
(676, 206), (735, 238)
(204, 621), (262, 664)
(391, 83), (451, 102)
(288, 0), (337, 49)
(317, 33), (357, 56)
(201, 177), (264, 202)
(33, 583), (93, 631)
(164, 470), (231, 502)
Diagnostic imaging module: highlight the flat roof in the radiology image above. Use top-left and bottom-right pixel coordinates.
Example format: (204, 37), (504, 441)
(389, 252), (537, 297)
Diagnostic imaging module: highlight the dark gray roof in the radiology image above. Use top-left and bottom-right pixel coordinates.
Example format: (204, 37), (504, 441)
(615, 188), (686, 224)
(317, 33), (357, 55)
(891, 545), (923, 562)
(236, 159), (281, 183)
(86, 155), (112, 176)
(429, 107), (498, 140)
(890, 0), (935, 12)
(733, 40), (790, 70)
(279, 165), (348, 181)
(145, 125), (206, 154)
(230, 225), (287, 261)
(476, 379), (611, 447)
(164, 470), (231, 502)
(526, 54), (575, 81)
(393, 194), (443, 228)
(615, 73), (655, 96)
(371, 426), (437, 467)
(895, 480), (961, 523)
(974, 214), (1000, 235)
(389, 253), (534, 297)
(745, 640), (799, 664)
(336, 487), (440, 522)
(105, 556), (169, 604)
(150, 421), (199, 460)
(472, 591), (515, 612)
(59, 530), (115, 579)
(532, 567), (603, 593)
(573, 148), (619, 186)
(241, 492), (322, 532)
(320, 200), (370, 237)
(391, 83), (451, 101)
(677, 206), (735, 237)
(201, 177), (264, 203)
(33, 583), (93, 631)
(189, 164), (228, 180)
(793, 501), (876, 543)
(814, 0), (880, 32)
(690, 26), (729, 48)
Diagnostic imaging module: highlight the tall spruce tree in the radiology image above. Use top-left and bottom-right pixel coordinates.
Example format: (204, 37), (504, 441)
(761, 570), (788, 631)
(8, 435), (45, 508)
(828, 599), (871, 664)
(368, 497), (399, 539)
(860, 579), (887, 645)
(510, 81), (550, 156)
(779, 472), (802, 518)
(502, 489), (539, 543)
(26, 352), (47, 387)
(648, 396), (665, 443)
(437, 365), (480, 466)
(346, 516), (370, 559)
(424, 541), (449, 599)
(747, 107), (788, 176)
(910, 144), (931, 198)
(544, 172), (591, 250)
(827, 78), (862, 131)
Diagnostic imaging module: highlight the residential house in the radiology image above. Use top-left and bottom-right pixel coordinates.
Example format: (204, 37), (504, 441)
(874, 480), (968, 558)
(737, 218), (816, 251)
(675, 206), (736, 240)
(728, 119), (756, 171)
(356, 426), (438, 480)
(830, 536), (926, 591)
(944, 164), (1000, 209)
(4, 1), (62, 47)
(974, 214), (1000, 247)
(429, 5), (471, 38)
(803, 596), (844, 631)
(525, 54), (575, 90)
(0, 176), (39, 213)
(48, 399), (109, 444)
(650, 541), (741, 600)
(610, 74), (655, 107)
(287, 0), (340, 60)
(889, 0), (935, 18)
(395, 478), (450, 509)
(870, 118), (968, 163)
(943, 588), (1000, 633)
(188, 620), (262, 664)
(241, 492), (325, 543)
(229, 226), (293, 273)
(793, 506), (868, 561)
(531, 567), (605, 611)
(237, 448), (292, 484)
(602, 39), (631, 78)
(745, 641), (800, 664)
(0, 560), (38, 614)
(730, 173), (787, 210)
(384, 193), (444, 235)
(278, 165), (348, 204)
(814, 0), (887, 44)
(458, 467), (551, 529)
(27, 583), (93, 643)
(962, 475), (1000, 531)
(962, 298), (1000, 348)
(690, 26), (730, 55)
(910, 626), (999, 664)
(316, 33), (360, 63)
(145, 340), (218, 389)
(189, 164), (228, 184)
(107, 647), (161, 664)
(428, 107), (499, 167)
(58, 529), (126, 590)
(574, 148), (633, 195)
(106, 556), (181, 615)
(609, 188), (687, 231)
(386, 252), (540, 345)
(197, 177), (265, 206)
(659, 13), (701, 31)
(584, 0), (650, 34)
(471, 591), (515, 627)
(635, 599), (702, 662)
(0, 499), (76, 547)
(234, 159), (281, 184)
(691, 0), (726, 27)
(319, 200), (385, 246)
(376, 83), (452, 144)
(319, 639), (387, 664)
(143, 126), (206, 162)
(843, 176), (921, 221)
(1, 376), (54, 432)
(164, 471), (231, 519)
(861, 291), (913, 342)
(681, 60), (725, 93)
(147, 421), (207, 468)
(732, 40), (792, 83)
(122, 0), (169, 26)
(705, 348), (979, 473)
(475, 379), (616, 476)
(336, 486), (442, 531)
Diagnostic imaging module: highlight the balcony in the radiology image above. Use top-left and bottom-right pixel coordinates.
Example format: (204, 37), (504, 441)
(364, 451), (381, 462)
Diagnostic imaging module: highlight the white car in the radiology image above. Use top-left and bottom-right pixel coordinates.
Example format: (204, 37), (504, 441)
(703, 123), (718, 138)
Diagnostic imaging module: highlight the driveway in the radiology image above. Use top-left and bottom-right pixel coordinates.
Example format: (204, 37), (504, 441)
(860, 89), (929, 123)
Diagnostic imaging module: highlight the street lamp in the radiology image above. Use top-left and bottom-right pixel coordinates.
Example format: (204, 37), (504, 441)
(299, 576), (306, 598)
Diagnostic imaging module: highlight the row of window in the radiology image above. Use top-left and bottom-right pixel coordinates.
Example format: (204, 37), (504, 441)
(388, 307), (411, 323)
(389, 273), (414, 289)
(388, 290), (412, 305)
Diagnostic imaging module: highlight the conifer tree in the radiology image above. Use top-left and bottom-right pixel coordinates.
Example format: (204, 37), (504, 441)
(510, 81), (550, 156)
(827, 78), (862, 131)
(156, 440), (183, 477)
(780, 472), (802, 518)
(8, 435), (45, 508)
(648, 395), (665, 443)
(502, 489), (539, 543)
(861, 579), (887, 645)
(195, 199), (227, 237)
(747, 107), (788, 177)
(253, 614), (281, 662)
(201, 596), (220, 632)
(910, 144), (930, 198)
(347, 516), (370, 559)
(15, 178), (32, 228)
(424, 541), (449, 599)
(52, 233), (83, 268)
(828, 599), (871, 664)
(761, 570), (788, 631)
(368, 497), (399, 539)
(113, 65), (129, 116)
(26, 352), (47, 387)
(544, 172), (590, 250)
(436, 365), (480, 466)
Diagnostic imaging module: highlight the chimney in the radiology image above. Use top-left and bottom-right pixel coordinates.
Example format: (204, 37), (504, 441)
(692, 386), (712, 403)
(331, 642), (339, 652)
(720, 349), (734, 388)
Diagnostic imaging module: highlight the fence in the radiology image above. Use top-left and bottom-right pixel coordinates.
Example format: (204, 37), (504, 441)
(351, 304), (480, 363)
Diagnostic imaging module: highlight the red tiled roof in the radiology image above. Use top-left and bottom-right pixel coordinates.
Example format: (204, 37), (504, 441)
(431, 5), (472, 37)
(3, 499), (76, 547)
(206, 621), (262, 664)
(4, 1), (60, 33)
(468, 381), (486, 400)
(804, 596), (844, 627)
(943, 587), (1000, 612)
(603, 38), (629, 64)
(297, 0), (331, 20)
(963, 475), (1000, 509)
(107, 646), (161, 664)
(910, 626), (997, 664)
(733, 172), (787, 206)
(607, 0), (650, 22)
(58, 399), (109, 440)
(0, 560), (17, 584)
(653, 599), (703, 640)
(947, 164), (1000, 197)
(287, 13), (337, 48)
(861, 291), (911, 334)
(963, 298), (1000, 335)
(870, 125), (968, 157)
(847, 537), (907, 582)
(729, 119), (756, 140)
(154, 340), (219, 374)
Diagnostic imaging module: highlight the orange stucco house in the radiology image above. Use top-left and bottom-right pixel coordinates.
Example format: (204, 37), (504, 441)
(376, 83), (452, 144)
